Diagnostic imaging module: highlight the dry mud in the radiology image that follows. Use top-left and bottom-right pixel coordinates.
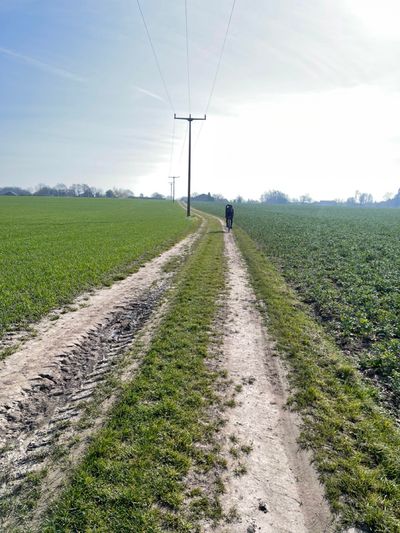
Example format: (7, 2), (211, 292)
(214, 228), (333, 533)
(0, 227), (200, 528)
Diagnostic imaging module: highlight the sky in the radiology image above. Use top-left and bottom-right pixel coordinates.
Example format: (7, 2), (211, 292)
(1, 0), (400, 201)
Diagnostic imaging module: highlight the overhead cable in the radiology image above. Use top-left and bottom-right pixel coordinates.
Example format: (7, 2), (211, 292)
(194, 0), (237, 149)
(204, 0), (237, 115)
(136, 0), (175, 112)
(185, 0), (191, 113)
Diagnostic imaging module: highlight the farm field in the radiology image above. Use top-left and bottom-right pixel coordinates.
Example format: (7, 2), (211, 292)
(195, 202), (400, 530)
(0, 197), (195, 342)
(1, 204), (400, 531)
(197, 202), (400, 409)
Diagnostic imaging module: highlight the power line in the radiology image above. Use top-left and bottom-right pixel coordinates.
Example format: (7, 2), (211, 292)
(185, 0), (191, 113)
(175, 113), (206, 217)
(168, 175), (180, 202)
(204, 0), (237, 115)
(194, 0), (237, 149)
(136, 0), (175, 112)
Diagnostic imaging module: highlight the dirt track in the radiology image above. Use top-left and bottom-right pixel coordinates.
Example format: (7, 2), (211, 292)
(213, 227), (333, 532)
(0, 227), (200, 529)
(0, 215), (334, 532)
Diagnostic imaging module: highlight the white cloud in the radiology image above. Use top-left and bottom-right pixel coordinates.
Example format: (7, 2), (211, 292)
(3, 0), (400, 200)
(134, 86), (165, 102)
(0, 46), (85, 82)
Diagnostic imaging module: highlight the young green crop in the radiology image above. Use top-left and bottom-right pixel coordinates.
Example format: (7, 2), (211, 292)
(196, 202), (400, 409)
(0, 197), (195, 340)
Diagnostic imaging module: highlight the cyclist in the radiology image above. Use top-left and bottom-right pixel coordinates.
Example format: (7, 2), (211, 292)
(225, 203), (234, 231)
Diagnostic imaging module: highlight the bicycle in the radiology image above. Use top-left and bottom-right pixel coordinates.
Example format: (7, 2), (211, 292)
(226, 217), (233, 232)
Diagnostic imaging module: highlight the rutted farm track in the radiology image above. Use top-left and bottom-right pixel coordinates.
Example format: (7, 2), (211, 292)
(1, 289), (160, 492)
(0, 226), (201, 529)
(0, 214), (334, 532)
(1, 199), (400, 531)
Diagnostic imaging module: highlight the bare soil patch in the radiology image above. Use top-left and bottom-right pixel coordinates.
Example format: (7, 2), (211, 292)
(213, 228), (333, 532)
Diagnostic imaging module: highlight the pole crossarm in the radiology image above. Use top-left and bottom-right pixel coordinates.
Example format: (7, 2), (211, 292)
(174, 114), (206, 216)
(174, 114), (206, 122)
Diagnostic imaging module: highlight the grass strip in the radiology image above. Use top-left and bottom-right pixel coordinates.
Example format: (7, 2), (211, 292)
(234, 227), (400, 532)
(42, 216), (225, 532)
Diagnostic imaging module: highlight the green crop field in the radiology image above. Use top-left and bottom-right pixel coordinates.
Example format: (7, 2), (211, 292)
(196, 202), (400, 408)
(195, 202), (400, 529)
(0, 197), (194, 340)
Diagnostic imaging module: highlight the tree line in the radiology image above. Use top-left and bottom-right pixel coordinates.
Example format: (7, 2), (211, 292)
(195, 189), (400, 207)
(0, 184), (166, 200)
(3, 184), (400, 208)
(258, 189), (400, 207)
(258, 189), (375, 206)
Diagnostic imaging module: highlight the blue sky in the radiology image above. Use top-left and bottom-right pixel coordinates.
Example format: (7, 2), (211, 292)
(1, 0), (400, 200)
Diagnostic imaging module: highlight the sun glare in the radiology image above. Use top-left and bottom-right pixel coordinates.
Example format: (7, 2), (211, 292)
(347, 0), (400, 39)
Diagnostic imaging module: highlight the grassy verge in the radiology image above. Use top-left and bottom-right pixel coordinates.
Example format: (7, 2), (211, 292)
(42, 216), (226, 532)
(234, 227), (400, 532)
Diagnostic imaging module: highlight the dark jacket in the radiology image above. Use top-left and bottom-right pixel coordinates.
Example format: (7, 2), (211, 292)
(225, 204), (234, 219)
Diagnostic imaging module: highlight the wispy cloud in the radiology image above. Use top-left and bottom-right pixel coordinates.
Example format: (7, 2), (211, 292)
(0, 46), (85, 82)
(134, 85), (165, 102)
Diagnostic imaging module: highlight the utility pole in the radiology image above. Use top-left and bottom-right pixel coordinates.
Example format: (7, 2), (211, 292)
(174, 113), (206, 216)
(168, 176), (179, 202)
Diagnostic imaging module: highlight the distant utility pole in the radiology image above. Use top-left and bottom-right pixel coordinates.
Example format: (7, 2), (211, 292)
(174, 113), (206, 216)
(168, 176), (179, 202)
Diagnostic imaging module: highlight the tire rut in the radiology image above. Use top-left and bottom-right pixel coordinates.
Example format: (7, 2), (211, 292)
(0, 224), (202, 529)
(0, 285), (162, 502)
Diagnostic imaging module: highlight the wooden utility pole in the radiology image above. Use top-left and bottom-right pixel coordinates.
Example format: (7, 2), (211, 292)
(174, 113), (206, 216)
(168, 176), (179, 202)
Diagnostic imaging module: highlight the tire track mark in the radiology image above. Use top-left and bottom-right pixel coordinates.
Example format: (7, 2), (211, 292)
(0, 225), (202, 529)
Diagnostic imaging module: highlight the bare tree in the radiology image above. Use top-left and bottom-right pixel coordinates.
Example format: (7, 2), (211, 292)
(300, 194), (312, 204)
(260, 190), (289, 204)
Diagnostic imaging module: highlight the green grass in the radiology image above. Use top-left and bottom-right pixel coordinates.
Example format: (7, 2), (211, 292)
(0, 197), (196, 339)
(0, 468), (48, 524)
(234, 226), (400, 532)
(42, 215), (226, 532)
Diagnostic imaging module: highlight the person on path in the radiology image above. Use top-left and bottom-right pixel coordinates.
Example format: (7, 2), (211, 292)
(225, 203), (234, 230)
